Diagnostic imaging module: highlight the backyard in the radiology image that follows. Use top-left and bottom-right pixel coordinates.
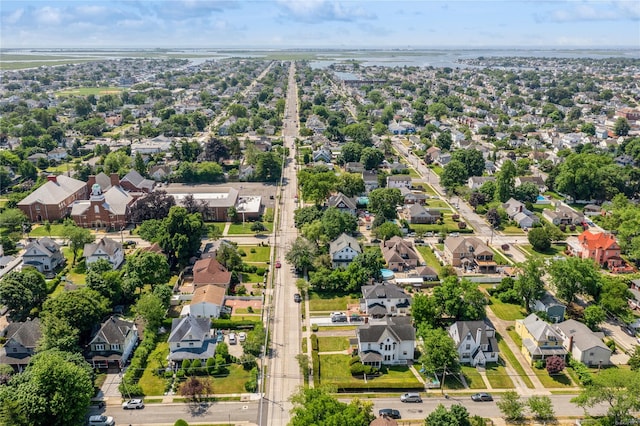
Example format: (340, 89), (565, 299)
(488, 297), (526, 321)
(308, 292), (358, 313)
(415, 245), (443, 275)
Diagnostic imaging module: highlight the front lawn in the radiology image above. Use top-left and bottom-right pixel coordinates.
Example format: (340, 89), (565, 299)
(190, 364), (253, 394)
(532, 366), (575, 388)
(460, 365), (486, 389)
(490, 249), (510, 265)
(519, 244), (567, 259)
(317, 336), (350, 352)
(484, 363), (514, 389)
(488, 297), (526, 321)
(29, 223), (66, 237)
(227, 222), (273, 235)
(240, 246), (271, 263)
(501, 226), (526, 235)
(242, 272), (265, 283)
(139, 342), (169, 396)
(308, 292), (358, 312)
(319, 354), (421, 390)
(496, 334), (534, 389)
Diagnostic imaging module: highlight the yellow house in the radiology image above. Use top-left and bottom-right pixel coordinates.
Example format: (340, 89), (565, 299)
(515, 313), (567, 365)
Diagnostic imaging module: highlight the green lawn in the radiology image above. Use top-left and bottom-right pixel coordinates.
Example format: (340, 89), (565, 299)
(205, 364), (253, 394)
(235, 308), (262, 315)
(460, 365), (486, 389)
(519, 244), (567, 259)
(308, 292), (358, 312)
(139, 342), (169, 396)
(240, 246), (271, 263)
(490, 248), (510, 265)
(501, 226), (526, 235)
(426, 199), (451, 209)
(484, 363), (514, 389)
(442, 374), (466, 390)
(29, 223), (66, 237)
(488, 297), (526, 321)
(415, 246), (442, 275)
(430, 165), (444, 176)
(318, 336), (350, 352)
(531, 366), (575, 388)
(317, 325), (356, 332)
(319, 354), (421, 389)
(496, 334), (535, 389)
(242, 272), (265, 283)
(227, 222), (273, 235)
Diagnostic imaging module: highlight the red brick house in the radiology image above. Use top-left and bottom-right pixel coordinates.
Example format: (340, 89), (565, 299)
(70, 183), (134, 230)
(18, 175), (88, 222)
(576, 230), (623, 269)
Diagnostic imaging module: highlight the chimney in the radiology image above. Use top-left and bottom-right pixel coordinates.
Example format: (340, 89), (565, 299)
(87, 175), (96, 190)
(567, 335), (573, 352)
(110, 173), (120, 188)
(47, 175), (57, 184)
(519, 205), (523, 213)
(476, 327), (483, 345)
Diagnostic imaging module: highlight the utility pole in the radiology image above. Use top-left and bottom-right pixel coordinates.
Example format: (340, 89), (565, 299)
(441, 363), (447, 395)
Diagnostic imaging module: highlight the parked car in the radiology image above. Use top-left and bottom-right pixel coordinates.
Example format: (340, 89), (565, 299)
(378, 408), (401, 419)
(238, 332), (247, 342)
(275, 260), (282, 268)
(228, 333), (237, 344)
(400, 392), (422, 403)
(471, 392), (493, 401)
(294, 293), (302, 303)
(331, 312), (347, 323)
(122, 399), (145, 409)
(89, 415), (115, 426)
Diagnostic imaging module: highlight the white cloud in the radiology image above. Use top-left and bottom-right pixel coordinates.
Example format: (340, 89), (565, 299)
(75, 5), (108, 16)
(4, 8), (24, 24)
(35, 6), (64, 25)
(277, 0), (375, 22)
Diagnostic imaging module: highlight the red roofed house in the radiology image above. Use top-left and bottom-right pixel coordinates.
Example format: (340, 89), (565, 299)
(192, 257), (231, 289)
(575, 230), (627, 271)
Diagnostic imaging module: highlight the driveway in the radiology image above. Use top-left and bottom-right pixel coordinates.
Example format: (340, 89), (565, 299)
(98, 372), (123, 403)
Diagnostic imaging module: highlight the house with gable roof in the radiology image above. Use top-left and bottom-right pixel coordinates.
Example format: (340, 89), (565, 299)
(554, 319), (611, 367)
(84, 237), (124, 269)
(362, 170), (379, 193)
(404, 204), (439, 224)
(18, 175), (88, 222)
(329, 233), (362, 269)
(356, 316), (415, 367)
(0, 318), (42, 372)
(192, 257), (231, 289)
(327, 193), (357, 215)
(85, 316), (138, 370)
(515, 313), (567, 364)
(22, 237), (65, 273)
(573, 230), (624, 270)
(119, 170), (155, 193)
(448, 320), (499, 366)
(180, 284), (226, 318)
(386, 175), (412, 189)
(167, 315), (217, 366)
(443, 236), (497, 273)
(381, 237), (420, 271)
(502, 197), (539, 229)
(360, 283), (411, 318)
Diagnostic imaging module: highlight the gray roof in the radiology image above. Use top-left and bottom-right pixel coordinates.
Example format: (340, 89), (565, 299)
(357, 316), (415, 344)
(89, 316), (136, 346)
(18, 175), (85, 206)
(555, 319), (610, 352)
(450, 320), (497, 351)
(84, 237), (123, 259)
(0, 318), (41, 349)
(520, 313), (564, 343)
(71, 185), (133, 216)
(168, 315), (211, 344)
(95, 172), (114, 191)
(24, 237), (60, 258)
(407, 204), (439, 217)
(121, 170), (154, 191)
(362, 283), (409, 301)
(327, 193), (356, 210)
(329, 233), (361, 256)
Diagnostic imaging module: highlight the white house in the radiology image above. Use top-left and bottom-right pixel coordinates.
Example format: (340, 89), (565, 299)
(329, 233), (362, 269)
(84, 237), (124, 269)
(387, 175), (412, 189)
(22, 237), (65, 273)
(360, 283), (411, 318)
(448, 320), (499, 366)
(357, 316), (415, 367)
(554, 320), (612, 367)
(86, 316), (138, 370)
(180, 284), (226, 319)
(167, 315), (217, 367)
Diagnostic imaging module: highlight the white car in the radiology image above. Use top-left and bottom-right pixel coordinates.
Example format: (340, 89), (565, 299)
(238, 332), (247, 342)
(122, 398), (144, 409)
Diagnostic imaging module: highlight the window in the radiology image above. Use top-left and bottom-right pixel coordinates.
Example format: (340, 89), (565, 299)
(94, 205), (100, 214)
(95, 344), (105, 351)
(111, 344), (120, 351)
(177, 343), (181, 348)
(189, 342), (194, 347)
(589, 352), (594, 356)
(465, 344), (471, 350)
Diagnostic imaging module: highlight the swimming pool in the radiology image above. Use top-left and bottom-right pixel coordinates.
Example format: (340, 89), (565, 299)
(381, 269), (395, 280)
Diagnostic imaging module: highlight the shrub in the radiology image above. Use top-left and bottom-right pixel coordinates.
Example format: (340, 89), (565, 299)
(176, 369), (185, 379)
(312, 352), (320, 384)
(238, 249), (246, 257)
(546, 355), (565, 374)
(568, 358), (592, 385)
(174, 420), (189, 426)
(190, 359), (202, 375)
(164, 370), (174, 379)
(350, 362), (365, 375)
(559, 224), (567, 232)
(181, 359), (191, 371)
(310, 334), (318, 352)
(458, 221), (467, 229)
(569, 224), (576, 232)
(250, 248), (256, 253)
(606, 339), (616, 352)
(256, 267), (266, 276)
(349, 356), (361, 366)
(534, 360), (545, 369)
(311, 324), (319, 332)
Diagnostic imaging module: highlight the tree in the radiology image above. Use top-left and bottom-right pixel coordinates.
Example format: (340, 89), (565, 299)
(599, 277), (633, 319)
(418, 327), (460, 377)
(337, 173), (365, 197)
(103, 150), (132, 176)
(513, 182), (539, 203)
(241, 323), (265, 357)
(298, 168), (337, 205)
(527, 227), (551, 252)
(486, 208), (501, 228)
(527, 395), (555, 421)
(0, 268), (47, 321)
(425, 404), (471, 426)
(614, 117), (630, 136)
(514, 257), (545, 312)
(159, 206), (204, 267)
(451, 149), (484, 178)
(494, 159), (516, 202)
(135, 293), (165, 330)
(62, 219), (94, 265)
(583, 304), (606, 331)
(428, 102), (448, 120)
(411, 293), (439, 329)
(285, 237), (317, 276)
(179, 376), (211, 403)
(254, 152), (282, 182)
(130, 190), (176, 223)
(250, 221), (267, 234)
(125, 251), (170, 289)
(41, 287), (108, 342)
(372, 221), (402, 241)
(0, 349), (94, 426)
(359, 147), (384, 170)
(548, 257), (601, 304)
(289, 387), (374, 426)
(496, 390), (525, 422)
(321, 208), (357, 240)
(137, 219), (164, 243)
(433, 277), (487, 321)
(369, 187), (403, 220)
(436, 131), (452, 150)
(546, 355), (565, 374)
(338, 142), (363, 164)
(571, 369), (640, 425)
(0, 208), (29, 234)
(629, 346), (640, 371)
(440, 160), (468, 191)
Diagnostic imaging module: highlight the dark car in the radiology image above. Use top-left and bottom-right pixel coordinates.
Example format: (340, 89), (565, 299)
(294, 293), (302, 303)
(378, 409), (401, 419)
(471, 392), (493, 402)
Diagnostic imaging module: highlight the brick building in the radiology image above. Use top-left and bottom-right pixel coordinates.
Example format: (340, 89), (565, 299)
(18, 175), (88, 222)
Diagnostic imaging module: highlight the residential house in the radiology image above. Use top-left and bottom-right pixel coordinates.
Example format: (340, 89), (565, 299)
(0, 318), (41, 372)
(84, 237), (124, 269)
(327, 193), (357, 215)
(181, 284), (226, 318)
(408, 266), (438, 282)
(356, 316), (415, 367)
(437, 152), (452, 166)
(167, 315), (217, 367)
(312, 147), (331, 163)
(405, 204), (439, 224)
(85, 316), (138, 370)
(425, 146), (441, 164)
(502, 197), (539, 229)
(387, 175), (412, 189)
(543, 205), (584, 226)
(329, 233), (362, 269)
(443, 236), (497, 273)
(530, 292), (566, 323)
(192, 257), (231, 289)
(362, 170), (379, 193)
(119, 170), (155, 193)
(583, 204), (603, 217)
(360, 283), (411, 318)
(149, 165), (172, 181)
(47, 147), (68, 162)
(345, 162), (364, 173)
(574, 230), (625, 270)
(555, 320), (611, 367)
(515, 314), (567, 364)
(515, 176), (547, 193)
(381, 237), (420, 272)
(400, 187), (427, 205)
(448, 320), (499, 366)
(238, 165), (255, 181)
(70, 183), (133, 230)
(18, 175), (88, 222)
(468, 176), (495, 191)
(22, 237), (65, 274)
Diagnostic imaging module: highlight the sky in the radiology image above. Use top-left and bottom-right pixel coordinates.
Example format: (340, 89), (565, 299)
(1, 0), (639, 49)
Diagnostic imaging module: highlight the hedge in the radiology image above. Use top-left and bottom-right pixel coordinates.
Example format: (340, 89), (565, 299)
(312, 351), (320, 385)
(310, 334), (318, 352)
(211, 319), (257, 330)
(568, 358), (592, 386)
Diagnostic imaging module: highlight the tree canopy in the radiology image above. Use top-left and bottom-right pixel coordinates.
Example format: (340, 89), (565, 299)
(0, 268), (47, 321)
(289, 387), (374, 426)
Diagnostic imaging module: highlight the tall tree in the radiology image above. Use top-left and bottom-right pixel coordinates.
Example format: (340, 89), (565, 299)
(451, 149), (484, 178)
(494, 159), (516, 202)
(135, 293), (165, 330)
(159, 206), (204, 267)
(369, 187), (403, 220)
(285, 237), (317, 277)
(336, 173), (365, 197)
(548, 257), (601, 304)
(130, 190), (176, 223)
(425, 404), (471, 426)
(527, 395), (555, 421)
(62, 219), (94, 265)
(514, 257), (545, 312)
(614, 117), (630, 136)
(0, 268), (47, 321)
(418, 326), (460, 377)
(441, 160), (468, 191)
(289, 387), (374, 426)
(125, 251), (170, 289)
(496, 390), (525, 422)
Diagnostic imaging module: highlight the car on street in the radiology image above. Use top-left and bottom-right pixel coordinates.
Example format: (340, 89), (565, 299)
(471, 392), (493, 401)
(400, 392), (422, 403)
(294, 293), (302, 303)
(122, 399), (145, 409)
(238, 332), (247, 342)
(331, 312), (347, 323)
(89, 415), (115, 426)
(378, 408), (401, 419)
(275, 260), (282, 268)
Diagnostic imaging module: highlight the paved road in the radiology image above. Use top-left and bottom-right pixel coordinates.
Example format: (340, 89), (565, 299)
(262, 61), (302, 426)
